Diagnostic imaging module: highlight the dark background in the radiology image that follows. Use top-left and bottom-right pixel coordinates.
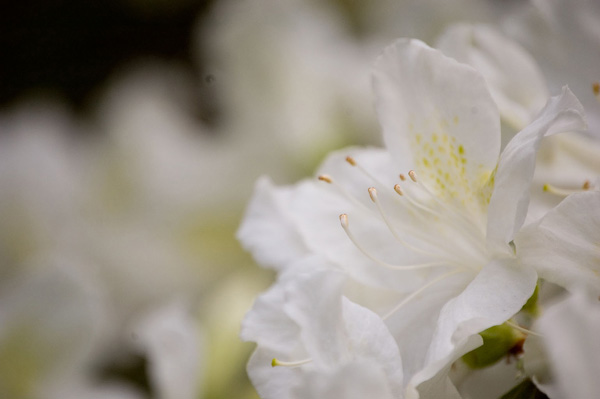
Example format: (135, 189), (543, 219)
(0, 0), (214, 113)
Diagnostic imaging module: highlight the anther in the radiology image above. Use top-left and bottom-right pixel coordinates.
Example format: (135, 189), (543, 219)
(593, 82), (600, 97)
(408, 170), (418, 182)
(318, 174), (333, 183)
(345, 156), (357, 166)
(394, 184), (403, 196)
(339, 213), (349, 228)
(583, 180), (591, 190)
(368, 187), (377, 202)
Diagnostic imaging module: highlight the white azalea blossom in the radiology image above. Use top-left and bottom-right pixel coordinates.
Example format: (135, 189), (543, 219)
(524, 288), (600, 399)
(505, 0), (600, 136)
(239, 38), (588, 396)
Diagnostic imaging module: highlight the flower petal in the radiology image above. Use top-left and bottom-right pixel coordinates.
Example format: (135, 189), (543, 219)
(292, 361), (396, 399)
(487, 86), (586, 249)
(240, 274), (301, 352)
(436, 23), (548, 130)
(373, 38), (500, 215)
(237, 176), (310, 270)
(516, 190), (600, 296)
(283, 271), (349, 367)
(247, 348), (303, 399)
(425, 258), (537, 367)
(342, 297), (404, 396)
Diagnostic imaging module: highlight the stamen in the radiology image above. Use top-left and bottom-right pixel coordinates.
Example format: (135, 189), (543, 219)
(382, 269), (468, 320)
(318, 175), (371, 212)
(399, 173), (406, 181)
(318, 174), (332, 183)
(272, 358), (313, 368)
(402, 172), (488, 250)
(394, 184), (403, 196)
(339, 214), (449, 271)
(367, 187), (377, 202)
(593, 82), (600, 98)
(408, 170), (418, 182)
(343, 155), (390, 189)
(583, 180), (591, 190)
(505, 320), (543, 338)
(543, 183), (589, 197)
(367, 187), (437, 256)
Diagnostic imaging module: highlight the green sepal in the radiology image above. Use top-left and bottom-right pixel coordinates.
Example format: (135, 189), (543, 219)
(499, 378), (549, 399)
(520, 284), (540, 316)
(462, 323), (523, 369)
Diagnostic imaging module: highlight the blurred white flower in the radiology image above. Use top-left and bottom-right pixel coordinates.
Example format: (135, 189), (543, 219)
(505, 0), (600, 136)
(524, 289), (600, 399)
(200, 0), (379, 177)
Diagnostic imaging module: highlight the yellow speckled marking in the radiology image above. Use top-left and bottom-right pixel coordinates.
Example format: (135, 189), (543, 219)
(409, 121), (494, 212)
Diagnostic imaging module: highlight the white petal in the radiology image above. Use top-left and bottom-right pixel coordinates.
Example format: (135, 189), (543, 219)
(283, 271), (349, 367)
(436, 23), (549, 130)
(342, 297), (404, 395)
(425, 258), (537, 366)
(516, 191), (600, 296)
(237, 176), (310, 270)
(292, 361), (396, 399)
(373, 38), (500, 214)
(487, 86), (586, 249)
(409, 334), (483, 399)
(240, 277), (301, 352)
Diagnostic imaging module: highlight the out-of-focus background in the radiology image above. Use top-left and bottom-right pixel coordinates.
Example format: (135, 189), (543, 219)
(2, 0), (596, 398)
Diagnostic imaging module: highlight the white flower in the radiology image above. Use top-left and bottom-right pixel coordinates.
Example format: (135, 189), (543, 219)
(506, 0), (600, 135)
(200, 0), (378, 175)
(524, 288), (600, 399)
(239, 38), (587, 395)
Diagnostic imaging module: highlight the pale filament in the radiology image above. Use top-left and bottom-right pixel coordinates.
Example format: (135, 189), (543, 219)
(318, 174), (371, 212)
(543, 181), (594, 197)
(505, 320), (543, 338)
(339, 214), (451, 271)
(382, 268), (469, 320)
(342, 158), (460, 258)
(368, 187), (446, 257)
(271, 357), (313, 368)
(345, 156), (392, 191)
(392, 182), (469, 260)
(403, 170), (488, 246)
